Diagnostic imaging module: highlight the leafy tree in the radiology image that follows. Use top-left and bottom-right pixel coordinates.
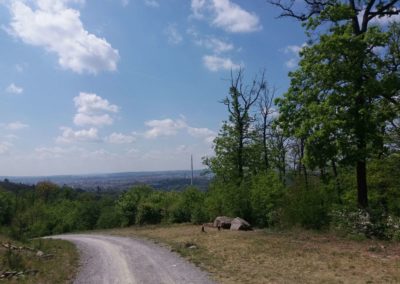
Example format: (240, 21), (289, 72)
(116, 185), (153, 226)
(205, 70), (266, 184)
(272, 0), (400, 208)
(35, 181), (60, 203)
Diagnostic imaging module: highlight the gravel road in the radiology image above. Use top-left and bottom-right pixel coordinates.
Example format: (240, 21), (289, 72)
(48, 234), (215, 284)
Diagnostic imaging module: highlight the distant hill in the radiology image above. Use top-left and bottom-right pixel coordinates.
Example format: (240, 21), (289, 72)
(0, 170), (212, 192)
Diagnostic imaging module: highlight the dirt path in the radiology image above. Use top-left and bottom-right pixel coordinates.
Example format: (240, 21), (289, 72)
(48, 234), (215, 284)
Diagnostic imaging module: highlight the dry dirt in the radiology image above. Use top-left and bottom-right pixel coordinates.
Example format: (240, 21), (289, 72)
(104, 224), (400, 284)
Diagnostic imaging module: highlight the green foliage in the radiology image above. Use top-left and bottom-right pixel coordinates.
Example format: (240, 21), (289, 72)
(330, 207), (400, 240)
(0, 188), (14, 226)
(205, 180), (251, 221)
(250, 172), (284, 227)
(170, 187), (207, 223)
(3, 248), (25, 271)
(116, 185), (153, 226)
(96, 206), (123, 229)
(136, 203), (162, 225)
(35, 181), (60, 203)
(282, 180), (332, 230)
(368, 154), (400, 215)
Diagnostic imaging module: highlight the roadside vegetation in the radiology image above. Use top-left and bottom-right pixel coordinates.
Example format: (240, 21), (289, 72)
(0, 234), (78, 283)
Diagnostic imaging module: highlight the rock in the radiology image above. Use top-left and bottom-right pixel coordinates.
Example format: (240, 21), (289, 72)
(184, 242), (196, 248)
(36, 250), (44, 257)
(213, 216), (233, 229)
(230, 217), (252, 231)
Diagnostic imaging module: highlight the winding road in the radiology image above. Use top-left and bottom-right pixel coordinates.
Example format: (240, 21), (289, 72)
(48, 234), (215, 284)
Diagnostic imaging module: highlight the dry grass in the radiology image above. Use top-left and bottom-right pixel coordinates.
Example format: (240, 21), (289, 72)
(0, 235), (78, 283)
(105, 224), (400, 284)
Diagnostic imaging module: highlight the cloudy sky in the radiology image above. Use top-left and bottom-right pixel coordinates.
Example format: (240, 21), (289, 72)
(0, 0), (307, 176)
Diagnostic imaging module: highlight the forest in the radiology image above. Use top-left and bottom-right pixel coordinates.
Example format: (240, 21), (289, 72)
(1, 0), (400, 242)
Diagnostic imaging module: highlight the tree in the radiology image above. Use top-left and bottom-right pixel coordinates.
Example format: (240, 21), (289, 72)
(205, 69), (266, 184)
(116, 185), (153, 226)
(257, 83), (276, 173)
(272, 0), (400, 208)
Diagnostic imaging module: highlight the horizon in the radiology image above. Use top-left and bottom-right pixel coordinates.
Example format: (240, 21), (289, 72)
(0, 168), (207, 178)
(0, 0), (307, 175)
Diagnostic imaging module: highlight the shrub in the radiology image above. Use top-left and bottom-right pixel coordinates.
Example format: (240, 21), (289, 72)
(96, 207), (123, 229)
(250, 172), (284, 227)
(135, 203), (162, 225)
(282, 182), (331, 230)
(330, 208), (400, 240)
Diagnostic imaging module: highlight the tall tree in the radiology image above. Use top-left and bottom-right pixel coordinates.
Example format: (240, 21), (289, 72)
(272, 0), (400, 208)
(205, 69), (266, 184)
(257, 83), (276, 173)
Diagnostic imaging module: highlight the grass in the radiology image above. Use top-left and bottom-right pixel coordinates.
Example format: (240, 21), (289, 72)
(0, 234), (79, 283)
(104, 224), (400, 284)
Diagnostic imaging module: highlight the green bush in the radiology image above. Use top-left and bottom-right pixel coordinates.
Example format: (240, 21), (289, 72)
(0, 189), (13, 226)
(96, 207), (123, 229)
(170, 187), (206, 223)
(250, 172), (284, 227)
(330, 207), (400, 240)
(282, 181), (332, 230)
(116, 185), (154, 226)
(135, 203), (162, 225)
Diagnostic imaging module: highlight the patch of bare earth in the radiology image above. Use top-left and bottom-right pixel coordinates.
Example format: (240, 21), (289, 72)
(104, 224), (400, 284)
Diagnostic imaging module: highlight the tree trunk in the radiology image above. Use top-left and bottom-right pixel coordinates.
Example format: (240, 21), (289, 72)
(356, 160), (368, 208)
(331, 159), (342, 204)
(262, 115), (269, 172)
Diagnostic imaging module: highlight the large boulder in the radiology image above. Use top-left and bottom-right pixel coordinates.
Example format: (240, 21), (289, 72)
(230, 217), (252, 231)
(213, 216), (233, 229)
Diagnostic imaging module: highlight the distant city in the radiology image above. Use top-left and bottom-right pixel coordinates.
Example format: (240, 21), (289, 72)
(0, 170), (212, 192)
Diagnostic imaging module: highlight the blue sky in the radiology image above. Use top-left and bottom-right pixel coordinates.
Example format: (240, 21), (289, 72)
(0, 0), (307, 176)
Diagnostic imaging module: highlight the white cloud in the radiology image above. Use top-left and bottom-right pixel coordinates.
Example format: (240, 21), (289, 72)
(165, 24), (183, 45)
(3, 121), (29, 130)
(187, 126), (216, 144)
(203, 54), (240, 71)
(191, 0), (207, 19)
(34, 146), (82, 159)
(358, 9), (400, 26)
(4, 134), (18, 140)
(202, 37), (234, 53)
(188, 29), (234, 54)
(144, 118), (187, 138)
(143, 117), (216, 144)
(191, 0), (261, 33)
(121, 0), (129, 6)
(74, 113), (114, 127)
(285, 58), (297, 69)
(0, 142), (12, 154)
(15, 63), (26, 72)
(105, 132), (136, 144)
(144, 0), (159, 8)
(284, 45), (305, 54)
(6, 83), (23, 94)
(56, 127), (100, 143)
(283, 43), (307, 69)
(371, 14), (400, 25)
(187, 126), (215, 138)
(73, 92), (119, 127)
(7, 0), (119, 74)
